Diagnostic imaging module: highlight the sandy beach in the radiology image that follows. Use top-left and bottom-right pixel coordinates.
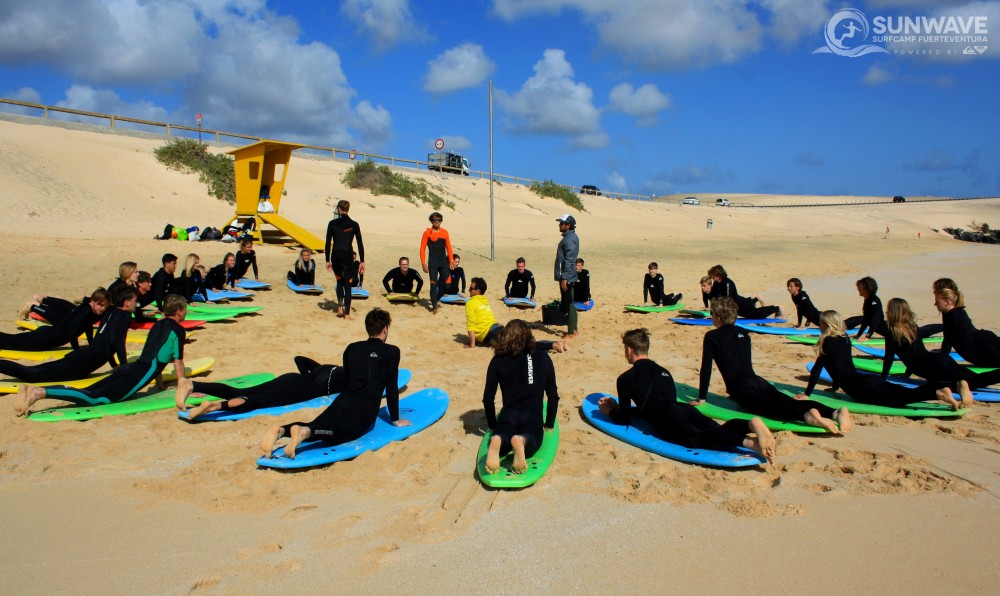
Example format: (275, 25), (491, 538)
(1, 116), (999, 594)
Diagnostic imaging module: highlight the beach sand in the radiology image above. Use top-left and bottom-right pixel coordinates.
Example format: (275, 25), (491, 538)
(1, 116), (999, 593)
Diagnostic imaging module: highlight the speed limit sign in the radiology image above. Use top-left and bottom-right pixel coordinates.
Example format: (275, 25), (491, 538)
(349, 150), (357, 160)
(434, 138), (445, 150)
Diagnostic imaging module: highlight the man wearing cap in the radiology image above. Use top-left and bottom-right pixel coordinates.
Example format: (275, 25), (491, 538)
(554, 214), (580, 338)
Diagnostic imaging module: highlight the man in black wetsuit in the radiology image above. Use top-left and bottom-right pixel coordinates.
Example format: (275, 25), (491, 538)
(598, 328), (774, 460)
(505, 257), (536, 299)
(786, 277), (821, 328)
(325, 199), (366, 319)
(151, 254), (178, 310)
(382, 257), (423, 295)
(643, 262), (682, 306)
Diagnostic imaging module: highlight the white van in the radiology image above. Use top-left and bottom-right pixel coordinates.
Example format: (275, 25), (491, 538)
(715, 197), (730, 206)
(682, 197), (700, 205)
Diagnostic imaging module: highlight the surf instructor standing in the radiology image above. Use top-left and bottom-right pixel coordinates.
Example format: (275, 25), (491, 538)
(554, 214), (580, 338)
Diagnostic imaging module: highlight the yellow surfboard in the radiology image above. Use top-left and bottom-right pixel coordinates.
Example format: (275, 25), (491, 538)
(0, 348), (140, 362)
(0, 356), (215, 394)
(13, 320), (195, 344)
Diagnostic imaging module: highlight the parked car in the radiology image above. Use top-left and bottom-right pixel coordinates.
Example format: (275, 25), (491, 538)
(715, 197), (730, 206)
(580, 185), (601, 196)
(682, 197), (700, 205)
(892, 195), (906, 203)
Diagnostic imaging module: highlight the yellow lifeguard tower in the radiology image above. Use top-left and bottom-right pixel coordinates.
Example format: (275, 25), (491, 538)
(222, 140), (324, 251)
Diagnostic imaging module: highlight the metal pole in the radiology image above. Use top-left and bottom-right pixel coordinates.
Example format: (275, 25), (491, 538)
(489, 80), (495, 261)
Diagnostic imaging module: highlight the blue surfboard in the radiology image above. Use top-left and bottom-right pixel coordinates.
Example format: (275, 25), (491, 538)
(191, 288), (255, 302)
(805, 362), (1000, 403)
(439, 294), (468, 305)
(503, 297), (536, 308)
(582, 393), (767, 467)
(574, 299), (594, 311)
(256, 387), (449, 469)
(351, 287), (369, 299)
(851, 342), (968, 363)
(236, 278), (271, 290)
(179, 369), (413, 422)
(286, 278), (324, 294)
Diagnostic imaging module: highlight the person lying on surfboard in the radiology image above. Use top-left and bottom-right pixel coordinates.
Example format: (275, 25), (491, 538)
(599, 327), (775, 462)
(288, 248), (316, 286)
(482, 319), (560, 474)
(707, 264), (782, 320)
(643, 262), (682, 307)
(258, 308), (411, 459)
(465, 278), (566, 352)
(786, 277), (821, 329)
(933, 279), (1000, 368)
(206, 253), (237, 290)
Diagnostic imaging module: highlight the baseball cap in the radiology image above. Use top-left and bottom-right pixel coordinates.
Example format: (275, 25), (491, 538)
(555, 214), (577, 226)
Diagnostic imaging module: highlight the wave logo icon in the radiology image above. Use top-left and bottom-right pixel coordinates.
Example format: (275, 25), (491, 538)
(813, 8), (889, 57)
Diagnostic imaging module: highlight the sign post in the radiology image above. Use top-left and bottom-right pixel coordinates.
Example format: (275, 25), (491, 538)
(196, 113), (203, 142)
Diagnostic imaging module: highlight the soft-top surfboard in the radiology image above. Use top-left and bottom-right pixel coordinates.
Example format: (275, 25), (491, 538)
(28, 311), (207, 331)
(805, 363), (1000, 403)
(0, 347), (140, 362)
(574, 299), (595, 311)
(673, 383), (831, 433)
(186, 303), (261, 316)
(625, 303), (684, 314)
(256, 387), (449, 470)
(16, 319), (157, 344)
(137, 310), (236, 324)
(385, 292), (419, 303)
(582, 393), (766, 467)
(850, 356), (993, 376)
(439, 294), (468, 305)
(28, 373), (274, 422)
(679, 309), (710, 318)
(286, 278), (324, 294)
(476, 403), (559, 488)
(191, 288), (255, 302)
(785, 335), (943, 348)
(502, 297), (537, 308)
(770, 381), (966, 417)
(352, 287), (369, 299)
(179, 369), (413, 422)
(235, 278), (271, 290)
(0, 356), (216, 394)
(851, 342), (968, 363)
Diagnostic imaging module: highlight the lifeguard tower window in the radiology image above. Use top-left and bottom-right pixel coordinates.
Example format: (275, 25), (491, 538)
(249, 162), (260, 180)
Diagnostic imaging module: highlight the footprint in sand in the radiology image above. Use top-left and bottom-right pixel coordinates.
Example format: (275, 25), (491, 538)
(282, 504), (318, 520)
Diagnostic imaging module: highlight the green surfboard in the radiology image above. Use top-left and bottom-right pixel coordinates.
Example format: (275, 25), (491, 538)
(852, 357), (993, 376)
(679, 309), (710, 317)
(28, 373), (275, 422)
(186, 304), (262, 316)
(673, 383), (830, 433)
(624, 303), (685, 313)
(770, 381), (966, 418)
(476, 404), (559, 488)
(786, 336), (943, 348)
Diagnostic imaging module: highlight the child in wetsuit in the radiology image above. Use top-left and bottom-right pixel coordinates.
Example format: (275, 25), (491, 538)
(643, 262), (681, 306)
(786, 277), (821, 328)
(933, 280), (1000, 368)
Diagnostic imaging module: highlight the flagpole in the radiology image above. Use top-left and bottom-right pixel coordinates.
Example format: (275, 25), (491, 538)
(489, 80), (495, 261)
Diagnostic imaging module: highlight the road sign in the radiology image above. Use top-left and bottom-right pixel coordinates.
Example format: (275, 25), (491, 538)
(196, 113), (202, 125)
(434, 138), (445, 150)
(349, 150), (357, 160)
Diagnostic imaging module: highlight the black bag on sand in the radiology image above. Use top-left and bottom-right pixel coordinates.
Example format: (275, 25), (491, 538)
(542, 301), (568, 326)
(201, 227), (223, 241)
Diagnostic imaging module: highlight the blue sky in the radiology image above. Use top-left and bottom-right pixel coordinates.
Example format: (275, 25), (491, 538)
(1, 0), (998, 197)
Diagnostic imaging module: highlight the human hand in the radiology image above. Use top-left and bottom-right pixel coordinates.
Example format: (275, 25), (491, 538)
(326, 262), (333, 272)
(393, 419), (413, 427)
(422, 264), (429, 273)
(688, 399), (704, 406)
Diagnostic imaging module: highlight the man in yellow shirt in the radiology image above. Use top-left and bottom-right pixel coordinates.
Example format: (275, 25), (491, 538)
(465, 277), (566, 352)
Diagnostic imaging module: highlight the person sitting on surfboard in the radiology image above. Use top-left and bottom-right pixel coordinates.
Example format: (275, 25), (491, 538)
(177, 356), (343, 419)
(442, 254), (466, 296)
(707, 264), (782, 319)
(465, 278), (565, 352)
(206, 253), (237, 290)
(482, 319), (560, 475)
(288, 248), (316, 286)
(1, 289), (110, 351)
(15, 294), (191, 417)
(504, 257), (536, 300)
(786, 277), (821, 328)
(643, 262), (682, 306)
(699, 275), (713, 309)
(381, 257), (423, 295)
(234, 239), (259, 281)
(933, 279), (1000, 368)
(258, 308), (411, 459)
(573, 258), (591, 304)
(796, 310), (972, 410)
(598, 328), (775, 461)
(177, 254), (208, 302)
(843, 276), (885, 340)
(150, 254), (178, 310)
(699, 296), (851, 434)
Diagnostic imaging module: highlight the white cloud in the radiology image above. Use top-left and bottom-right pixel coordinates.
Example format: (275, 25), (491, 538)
(495, 49), (605, 147)
(423, 43), (496, 94)
(759, 0), (830, 46)
(0, 86), (42, 115)
(56, 84), (170, 121)
(883, 1), (1000, 61)
(607, 83), (670, 127)
(862, 64), (894, 85)
(341, 0), (430, 51)
(605, 171), (627, 192)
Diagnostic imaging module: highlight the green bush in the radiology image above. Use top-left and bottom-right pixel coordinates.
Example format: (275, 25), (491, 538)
(341, 160), (453, 210)
(154, 138), (235, 203)
(529, 179), (586, 211)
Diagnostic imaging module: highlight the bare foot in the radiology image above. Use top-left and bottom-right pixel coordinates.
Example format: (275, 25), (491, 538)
(15, 386), (46, 417)
(485, 435), (502, 474)
(511, 435), (528, 474)
(13, 385), (28, 417)
(283, 425), (310, 459)
(804, 408), (842, 435)
(343, 314), (352, 321)
(747, 417), (776, 462)
(258, 425), (284, 457)
(336, 305), (344, 316)
(432, 305), (439, 315)
(187, 399), (222, 420)
(957, 380), (974, 408)
(834, 407), (853, 433)
(936, 387), (960, 411)
(174, 377), (194, 411)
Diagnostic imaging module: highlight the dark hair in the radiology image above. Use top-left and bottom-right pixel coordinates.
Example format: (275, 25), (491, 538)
(622, 328), (650, 355)
(648, 262), (658, 269)
(337, 199), (351, 212)
(162, 253), (178, 264)
(856, 276), (878, 294)
(365, 308), (392, 336)
(492, 319), (535, 357)
(137, 271), (152, 284)
(452, 254), (461, 261)
(90, 288), (111, 305)
(113, 285), (139, 307)
(399, 256), (409, 265)
(787, 277), (803, 289)
(470, 277), (487, 292)
(240, 238), (253, 247)
(707, 264), (727, 279)
(932, 278), (958, 294)
(516, 257), (526, 265)
(429, 211), (443, 222)
(162, 294), (187, 316)
(224, 252), (236, 264)
(576, 258), (584, 265)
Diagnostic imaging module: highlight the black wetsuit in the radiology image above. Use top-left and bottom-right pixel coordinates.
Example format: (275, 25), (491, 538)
(792, 290), (821, 327)
(574, 269), (591, 302)
(483, 349), (559, 458)
(644, 273), (681, 306)
(193, 356), (342, 413)
(613, 359), (752, 449)
(150, 268), (174, 310)
(709, 278), (779, 319)
(0, 299), (99, 351)
(844, 294), (886, 339)
(940, 307), (1000, 368)
(289, 260), (316, 286)
(505, 269), (536, 299)
(206, 264), (235, 290)
(29, 296), (77, 323)
(178, 270), (206, 301)
(0, 308), (131, 382)
(882, 331), (1000, 390)
(234, 250), (258, 279)
(42, 318), (185, 405)
(108, 279), (128, 296)
(803, 335), (941, 406)
(382, 268), (423, 294)
(325, 214), (365, 314)
(700, 324), (836, 421)
(442, 266), (466, 295)
(280, 338), (400, 444)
